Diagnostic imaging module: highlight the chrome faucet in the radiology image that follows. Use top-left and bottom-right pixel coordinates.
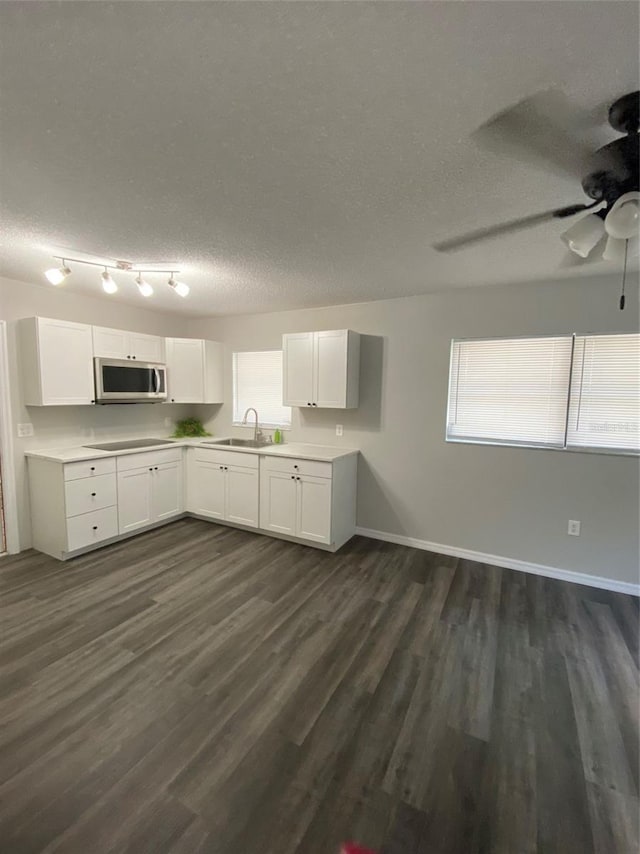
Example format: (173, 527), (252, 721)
(242, 407), (262, 442)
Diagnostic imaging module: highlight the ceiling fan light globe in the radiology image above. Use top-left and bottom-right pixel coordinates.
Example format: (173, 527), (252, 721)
(560, 214), (605, 258)
(605, 192), (640, 240)
(603, 234), (640, 263)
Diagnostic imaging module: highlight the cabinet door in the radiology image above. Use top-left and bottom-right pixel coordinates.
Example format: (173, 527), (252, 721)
(117, 468), (153, 534)
(226, 466), (259, 528)
(166, 339), (204, 403)
(283, 332), (314, 407)
(187, 460), (226, 520)
(297, 475), (332, 544)
(38, 318), (94, 405)
(92, 326), (130, 359)
(260, 470), (298, 536)
(152, 461), (183, 522)
(129, 333), (165, 363)
(314, 330), (348, 408)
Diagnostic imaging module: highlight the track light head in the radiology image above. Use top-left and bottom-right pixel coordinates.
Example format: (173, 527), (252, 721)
(101, 269), (118, 294)
(135, 274), (153, 297)
(168, 274), (189, 298)
(45, 262), (71, 285)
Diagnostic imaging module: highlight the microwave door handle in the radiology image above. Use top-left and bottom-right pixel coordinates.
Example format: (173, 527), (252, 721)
(153, 368), (160, 393)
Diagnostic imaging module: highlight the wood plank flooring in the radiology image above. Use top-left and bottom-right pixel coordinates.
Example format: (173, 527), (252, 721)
(0, 518), (638, 854)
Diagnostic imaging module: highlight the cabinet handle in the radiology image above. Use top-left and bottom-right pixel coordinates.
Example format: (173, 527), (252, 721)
(312, 402), (317, 406)
(291, 475), (295, 480)
(132, 355), (136, 359)
(293, 465), (298, 469)
(171, 398), (175, 402)
(127, 355), (130, 359)
(297, 476), (301, 481)
(219, 466), (224, 470)
(92, 525), (98, 530)
(91, 492), (96, 497)
(149, 467), (153, 471)
(307, 402), (311, 406)
(90, 466), (95, 471)
(154, 467), (158, 470)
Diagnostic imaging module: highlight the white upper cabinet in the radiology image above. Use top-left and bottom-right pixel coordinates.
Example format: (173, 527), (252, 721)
(92, 326), (165, 363)
(19, 317), (94, 406)
(283, 329), (360, 409)
(166, 338), (224, 404)
(282, 332), (315, 407)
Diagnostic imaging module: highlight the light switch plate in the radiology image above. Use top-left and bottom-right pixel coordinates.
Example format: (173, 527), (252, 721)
(336, 424), (343, 437)
(567, 520), (581, 537)
(17, 423), (34, 438)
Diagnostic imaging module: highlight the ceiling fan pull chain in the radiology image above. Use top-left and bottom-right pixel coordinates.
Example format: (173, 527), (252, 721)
(619, 239), (628, 311)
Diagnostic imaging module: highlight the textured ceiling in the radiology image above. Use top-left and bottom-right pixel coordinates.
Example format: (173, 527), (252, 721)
(0, 1), (638, 317)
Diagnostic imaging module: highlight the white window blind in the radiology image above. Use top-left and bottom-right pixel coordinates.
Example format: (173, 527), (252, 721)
(566, 333), (640, 453)
(447, 336), (574, 448)
(232, 350), (291, 429)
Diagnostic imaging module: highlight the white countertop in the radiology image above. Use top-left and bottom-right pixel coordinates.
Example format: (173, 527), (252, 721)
(25, 437), (359, 464)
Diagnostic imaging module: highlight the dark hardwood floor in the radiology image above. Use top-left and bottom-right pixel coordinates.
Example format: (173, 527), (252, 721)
(0, 518), (638, 854)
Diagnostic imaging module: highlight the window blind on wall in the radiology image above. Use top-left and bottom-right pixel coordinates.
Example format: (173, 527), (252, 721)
(447, 336), (574, 448)
(232, 350), (291, 428)
(566, 333), (640, 453)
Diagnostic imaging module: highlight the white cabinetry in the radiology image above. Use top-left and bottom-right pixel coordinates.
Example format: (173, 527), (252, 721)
(116, 449), (184, 534)
(187, 448), (259, 528)
(283, 330), (360, 409)
(92, 326), (165, 363)
(27, 456), (119, 558)
(166, 338), (224, 403)
(19, 317), (94, 406)
(260, 454), (357, 548)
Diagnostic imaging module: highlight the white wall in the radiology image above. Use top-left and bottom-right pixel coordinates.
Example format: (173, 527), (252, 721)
(0, 276), (192, 549)
(187, 273), (640, 587)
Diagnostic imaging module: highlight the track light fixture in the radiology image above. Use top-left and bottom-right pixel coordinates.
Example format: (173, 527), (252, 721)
(43, 255), (189, 299)
(44, 261), (72, 285)
(135, 274), (153, 298)
(168, 273), (190, 298)
(101, 269), (118, 294)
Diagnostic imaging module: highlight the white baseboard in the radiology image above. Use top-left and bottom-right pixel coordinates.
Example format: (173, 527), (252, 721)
(355, 526), (640, 596)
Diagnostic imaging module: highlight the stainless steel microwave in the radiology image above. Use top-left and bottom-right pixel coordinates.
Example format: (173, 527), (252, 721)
(94, 358), (167, 404)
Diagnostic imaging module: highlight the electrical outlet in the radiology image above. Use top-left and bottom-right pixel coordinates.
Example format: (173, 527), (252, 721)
(336, 424), (343, 437)
(568, 520), (581, 537)
(17, 423), (34, 438)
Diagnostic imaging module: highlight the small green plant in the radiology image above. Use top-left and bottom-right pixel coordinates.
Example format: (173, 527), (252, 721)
(170, 418), (211, 438)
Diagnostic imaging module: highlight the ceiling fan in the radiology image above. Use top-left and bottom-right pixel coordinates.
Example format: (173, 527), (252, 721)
(432, 90), (640, 262)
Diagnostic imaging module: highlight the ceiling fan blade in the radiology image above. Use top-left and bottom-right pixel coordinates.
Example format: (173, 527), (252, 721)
(473, 90), (599, 180)
(432, 202), (596, 253)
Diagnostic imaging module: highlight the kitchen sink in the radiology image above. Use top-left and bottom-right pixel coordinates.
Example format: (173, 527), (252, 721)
(83, 438), (176, 451)
(201, 438), (271, 449)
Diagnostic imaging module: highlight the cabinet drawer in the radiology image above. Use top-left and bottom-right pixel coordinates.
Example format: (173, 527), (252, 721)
(64, 473), (117, 518)
(66, 506), (118, 552)
(64, 457), (116, 481)
(191, 447), (259, 470)
(260, 455), (332, 479)
(116, 447), (183, 472)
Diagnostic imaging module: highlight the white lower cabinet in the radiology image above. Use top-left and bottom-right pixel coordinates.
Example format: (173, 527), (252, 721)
(297, 475), (332, 544)
(117, 449), (184, 534)
(27, 445), (357, 560)
(259, 470), (299, 536)
(187, 449), (259, 528)
(260, 455), (355, 548)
